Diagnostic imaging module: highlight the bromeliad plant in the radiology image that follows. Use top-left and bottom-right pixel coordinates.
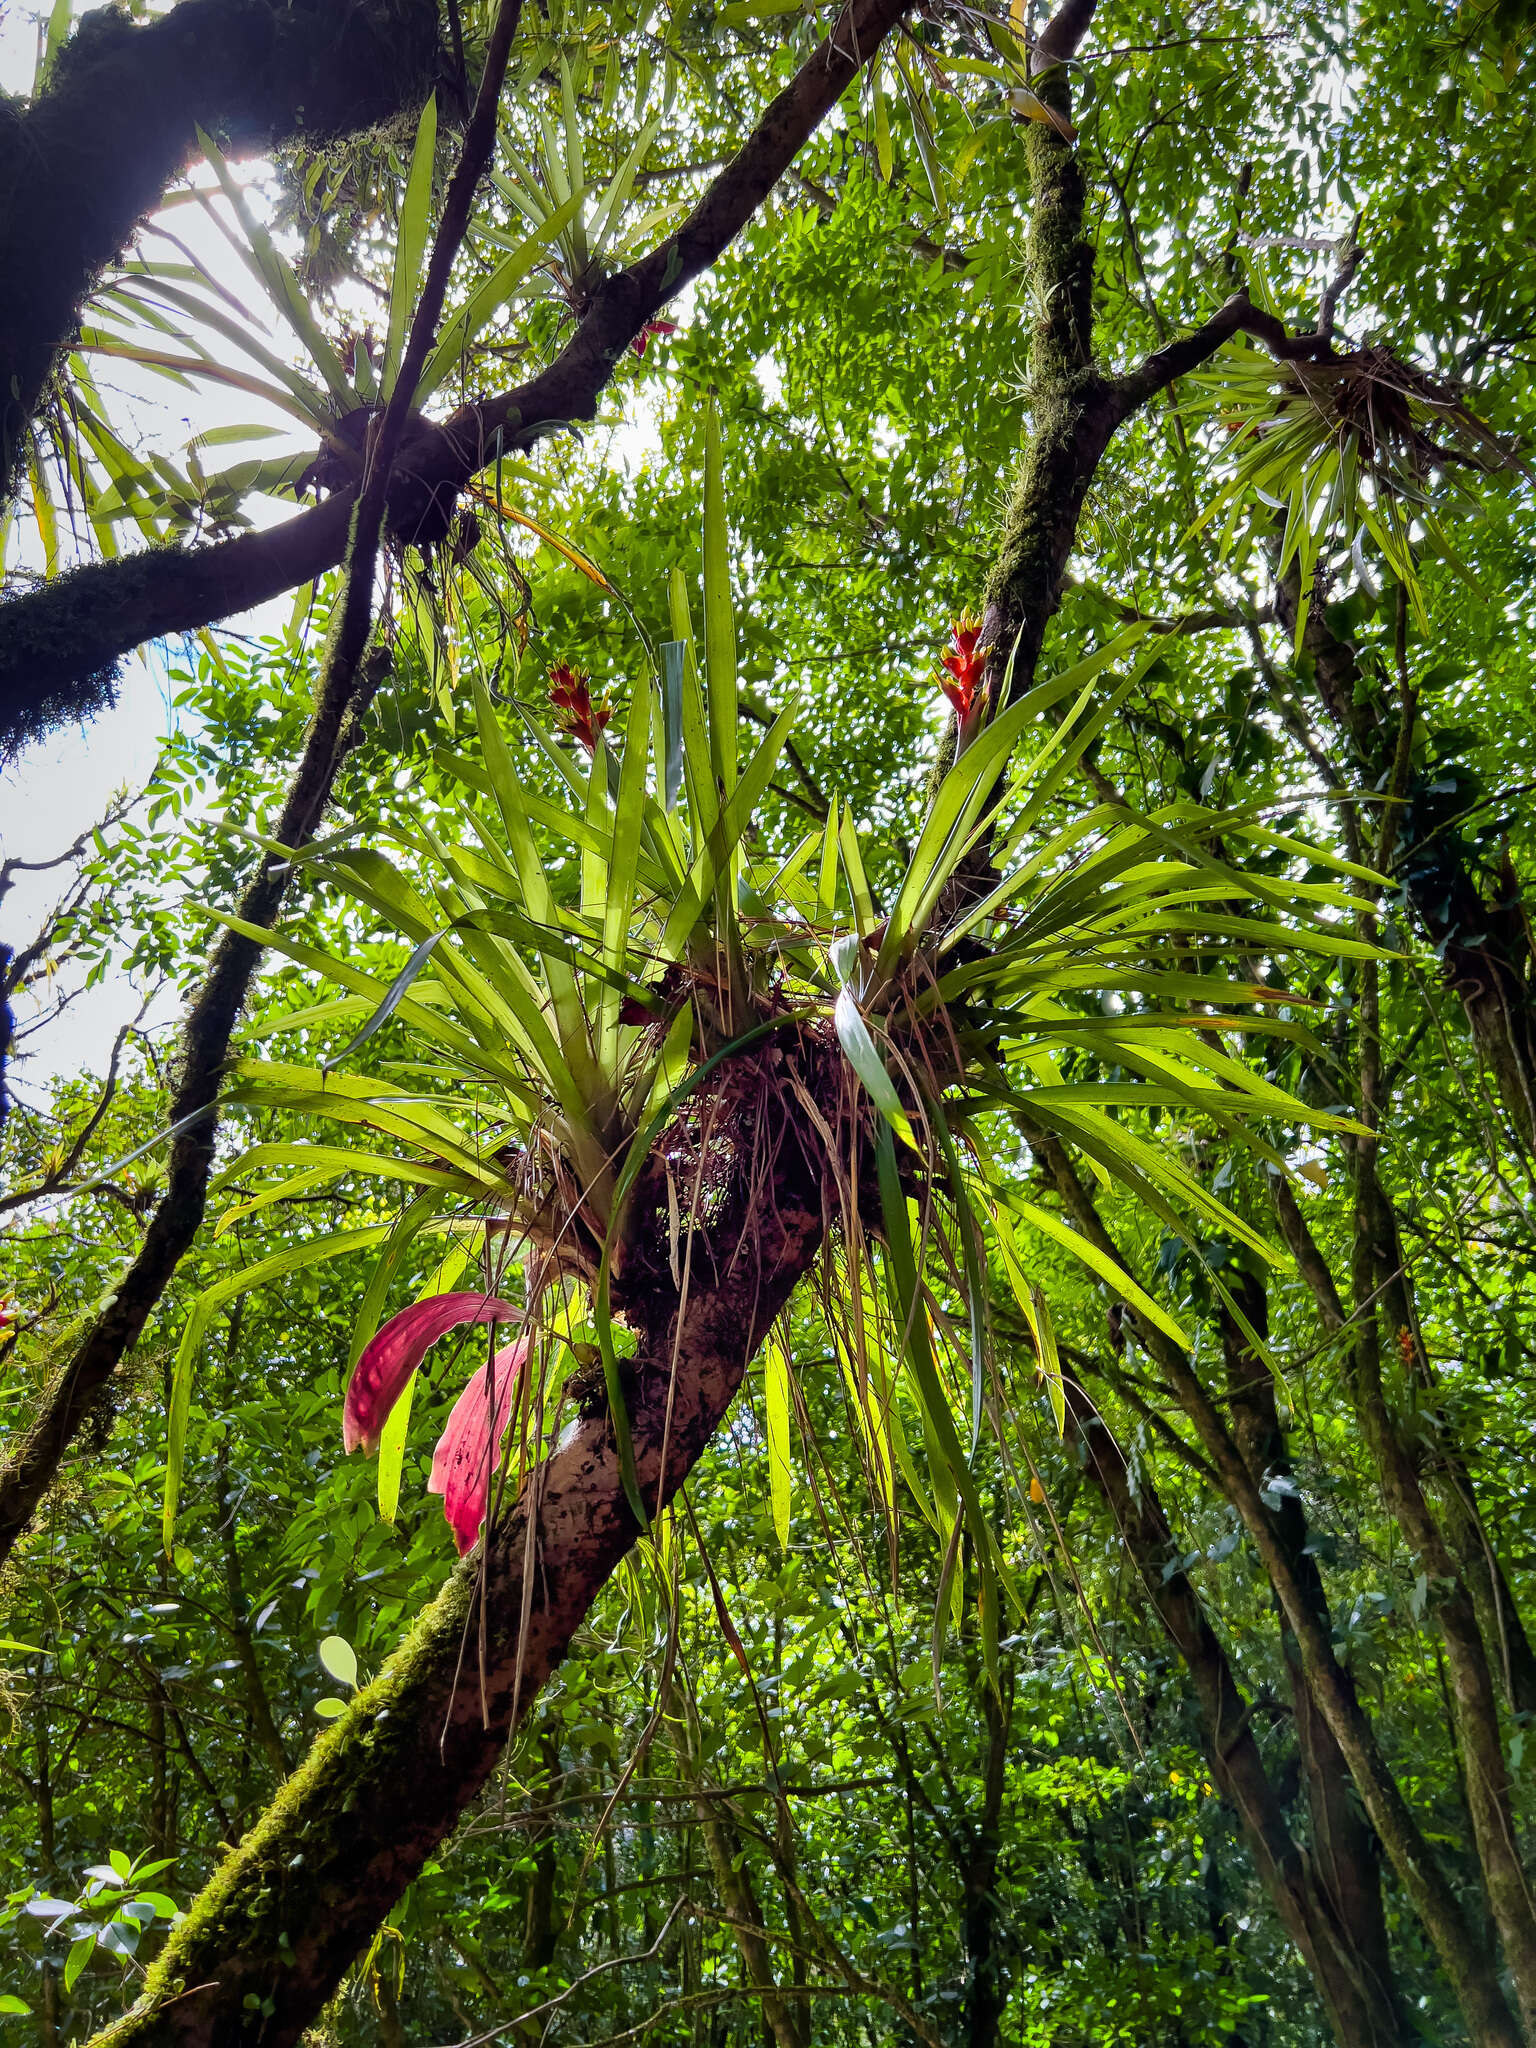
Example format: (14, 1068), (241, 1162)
(28, 72), (663, 560)
(166, 420), (1373, 1629)
(1187, 336), (1522, 645)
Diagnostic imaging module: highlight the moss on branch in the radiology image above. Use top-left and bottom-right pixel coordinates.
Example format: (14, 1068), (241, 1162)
(0, 0), (445, 499)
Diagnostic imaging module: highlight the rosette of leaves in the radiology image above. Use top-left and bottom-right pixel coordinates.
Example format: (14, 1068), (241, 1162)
(1187, 337), (1522, 644)
(164, 435), (1372, 1657)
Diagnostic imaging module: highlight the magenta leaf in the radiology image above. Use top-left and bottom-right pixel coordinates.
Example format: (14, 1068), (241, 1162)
(427, 1337), (530, 1554)
(342, 1293), (518, 1455)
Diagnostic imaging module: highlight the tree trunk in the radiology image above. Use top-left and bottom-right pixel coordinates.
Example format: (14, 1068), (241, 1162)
(961, 1669), (1011, 2048)
(0, 630), (392, 1566)
(1068, 1386), (1404, 2048)
(88, 1073), (826, 2048)
(1217, 1273), (1396, 2032)
(1352, 954), (1536, 2037)
(1019, 1118), (1522, 2048)
(0, 0), (912, 762)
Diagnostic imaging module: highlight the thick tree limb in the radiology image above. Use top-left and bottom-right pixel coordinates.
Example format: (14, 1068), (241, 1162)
(0, 0), (443, 499)
(89, 1084), (827, 2048)
(0, 0), (913, 762)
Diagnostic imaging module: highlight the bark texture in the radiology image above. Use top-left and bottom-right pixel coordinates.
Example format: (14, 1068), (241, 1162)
(91, 1061), (827, 2047)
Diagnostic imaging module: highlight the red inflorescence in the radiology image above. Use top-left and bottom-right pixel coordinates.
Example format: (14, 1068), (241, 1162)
(549, 663), (612, 750)
(427, 1338), (530, 1554)
(342, 1293), (518, 1455)
(631, 318), (679, 358)
(938, 613), (986, 721)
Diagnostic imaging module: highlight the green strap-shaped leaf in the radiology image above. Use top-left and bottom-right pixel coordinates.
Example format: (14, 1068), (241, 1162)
(382, 93), (438, 399)
(417, 188), (587, 403)
(874, 1122), (1015, 1610)
(765, 1329), (792, 1551)
(659, 640), (685, 811)
(833, 989), (915, 1148)
(322, 928), (449, 1073)
(195, 129), (355, 406)
(926, 1100), (988, 1453)
(702, 401), (738, 796)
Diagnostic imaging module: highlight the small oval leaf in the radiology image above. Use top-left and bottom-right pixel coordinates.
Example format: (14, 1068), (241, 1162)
(317, 1636), (358, 1689)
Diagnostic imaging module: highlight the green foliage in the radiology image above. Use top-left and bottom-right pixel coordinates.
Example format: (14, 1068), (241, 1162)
(11, 0), (1536, 2040)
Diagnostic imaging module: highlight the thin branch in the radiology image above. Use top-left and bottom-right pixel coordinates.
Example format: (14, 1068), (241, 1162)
(0, 0), (531, 1565)
(1111, 289), (1338, 421)
(0, 1010), (142, 1216)
(0, 795), (133, 905)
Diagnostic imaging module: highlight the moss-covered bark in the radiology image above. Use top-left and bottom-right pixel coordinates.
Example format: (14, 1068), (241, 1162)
(978, 59), (1118, 712)
(88, 1071), (827, 2048)
(0, 0), (443, 503)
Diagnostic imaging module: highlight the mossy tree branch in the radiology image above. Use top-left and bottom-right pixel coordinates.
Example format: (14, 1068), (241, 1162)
(88, 1084), (828, 2048)
(0, 0), (913, 763)
(0, 0), (444, 501)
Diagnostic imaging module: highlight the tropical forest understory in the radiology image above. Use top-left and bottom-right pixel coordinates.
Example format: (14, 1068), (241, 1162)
(3, 0), (1536, 2043)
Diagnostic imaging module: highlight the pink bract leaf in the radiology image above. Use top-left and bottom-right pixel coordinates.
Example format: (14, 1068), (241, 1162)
(342, 1293), (518, 1455)
(427, 1337), (530, 1554)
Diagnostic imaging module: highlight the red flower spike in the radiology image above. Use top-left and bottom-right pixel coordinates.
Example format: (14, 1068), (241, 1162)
(938, 613), (987, 721)
(631, 318), (679, 358)
(548, 662), (612, 750)
(342, 1293), (518, 1454)
(428, 1337), (530, 1553)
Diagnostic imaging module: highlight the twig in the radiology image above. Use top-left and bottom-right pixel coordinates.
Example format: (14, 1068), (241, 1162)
(0, 1008), (144, 1215)
(435, 1897), (692, 2048)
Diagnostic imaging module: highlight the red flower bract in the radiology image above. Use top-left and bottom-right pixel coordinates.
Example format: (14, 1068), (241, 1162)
(342, 1293), (518, 1454)
(631, 318), (679, 357)
(549, 662), (612, 750)
(938, 613), (986, 721)
(428, 1337), (530, 1553)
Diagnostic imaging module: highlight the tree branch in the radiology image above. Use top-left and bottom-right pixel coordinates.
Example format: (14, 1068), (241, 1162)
(0, 0), (914, 763)
(89, 1093), (828, 2048)
(1109, 289), (1339, 421)
(0, 0), (529, 1566)
(0, 0), (443, 498)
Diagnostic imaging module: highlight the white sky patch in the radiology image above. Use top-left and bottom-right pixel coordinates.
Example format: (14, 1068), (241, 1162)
(0, 2), (43, 94)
